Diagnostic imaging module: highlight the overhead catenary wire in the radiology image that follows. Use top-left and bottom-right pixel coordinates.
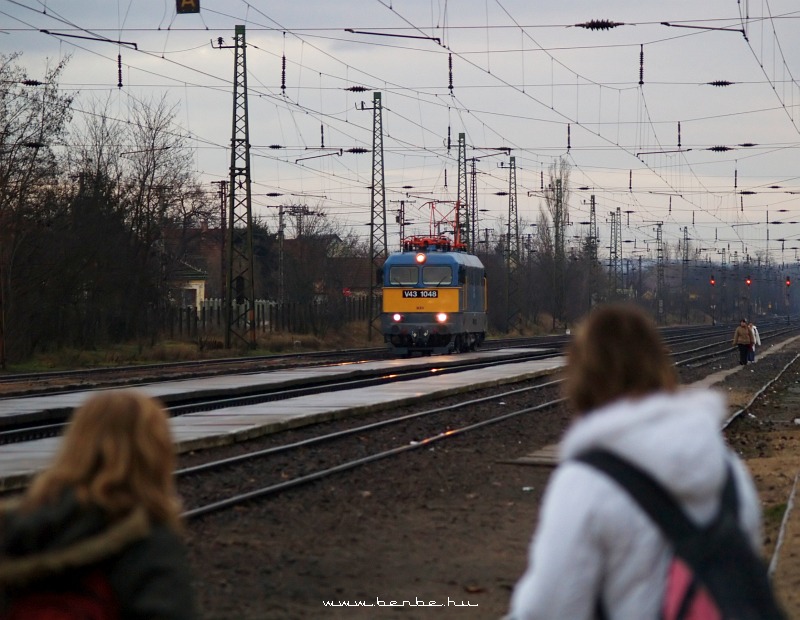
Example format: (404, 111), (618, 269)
(3, 0), (800, 250)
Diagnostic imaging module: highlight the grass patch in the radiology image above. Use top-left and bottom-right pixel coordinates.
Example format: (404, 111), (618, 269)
(4, 325), (378, 372)
(764, 502), (788, 529)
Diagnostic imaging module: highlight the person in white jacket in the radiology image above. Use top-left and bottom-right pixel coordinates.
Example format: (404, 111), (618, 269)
(507, 303), (764, 620)
(748, 321), (761, 362)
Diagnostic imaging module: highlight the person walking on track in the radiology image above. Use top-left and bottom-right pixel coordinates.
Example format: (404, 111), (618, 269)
(748, 321), (761, 363)
(734, 318), (755, 365)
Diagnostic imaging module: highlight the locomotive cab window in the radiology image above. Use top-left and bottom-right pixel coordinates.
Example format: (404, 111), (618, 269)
(389, 266), (418, 285)
(422, 266), (452, 286)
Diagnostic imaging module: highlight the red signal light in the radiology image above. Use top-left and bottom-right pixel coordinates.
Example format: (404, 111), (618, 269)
(710, 274), (715, 286)
(787, 276), (791, 287)
(745, 276), (752, 286)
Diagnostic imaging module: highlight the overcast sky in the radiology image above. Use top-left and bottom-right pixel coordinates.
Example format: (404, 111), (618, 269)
(3, 0), (800, 268)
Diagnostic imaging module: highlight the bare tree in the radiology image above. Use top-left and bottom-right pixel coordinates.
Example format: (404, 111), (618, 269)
(118, 94), (215, 332)
(0, 53), (74, 363)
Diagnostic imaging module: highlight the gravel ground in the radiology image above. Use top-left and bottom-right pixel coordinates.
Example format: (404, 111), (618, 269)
(181, 376), (572, 620)
(2, 334), (794, 618)
(181, 337), (800, 620)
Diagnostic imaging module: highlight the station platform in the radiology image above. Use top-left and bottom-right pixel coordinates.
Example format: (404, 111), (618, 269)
(0, 349), (565, 491)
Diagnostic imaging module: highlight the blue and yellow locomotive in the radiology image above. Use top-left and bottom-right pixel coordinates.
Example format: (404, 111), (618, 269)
(381, 235), (487, 355)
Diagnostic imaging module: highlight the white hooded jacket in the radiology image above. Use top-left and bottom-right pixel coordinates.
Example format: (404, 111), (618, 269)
(508, 388), (762, 620)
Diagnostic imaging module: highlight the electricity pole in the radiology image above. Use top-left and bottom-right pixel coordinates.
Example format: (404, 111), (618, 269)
(363, 92), (387, 341)
(457, 133), (468, 247)
(506, 156), (520, 332)
(220, 25), (256, 348)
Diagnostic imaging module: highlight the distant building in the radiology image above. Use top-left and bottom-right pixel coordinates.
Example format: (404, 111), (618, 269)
(168, 260), (208, 306)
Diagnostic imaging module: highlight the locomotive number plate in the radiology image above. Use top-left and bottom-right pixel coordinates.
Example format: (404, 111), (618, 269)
(402, 289), (438, 298)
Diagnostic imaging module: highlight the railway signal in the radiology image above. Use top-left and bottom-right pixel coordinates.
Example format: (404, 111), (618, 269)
(710, 274), (715, 286)
(787, 276), (791, 287)
(176, 0), (200, 13)
(745, 276), (752, 287)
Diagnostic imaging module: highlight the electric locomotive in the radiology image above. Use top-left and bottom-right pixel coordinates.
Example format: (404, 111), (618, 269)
(380, 235), (487, 355)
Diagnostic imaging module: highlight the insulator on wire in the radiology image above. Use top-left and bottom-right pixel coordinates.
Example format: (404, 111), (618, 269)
(117, 54), (123, 88)
(320, 124), (324, 148)
(735, 168), (738, 190)
(444, 169), (448, 188)
(629, 169), (632, 191)
(677, 122), (681, 147)
(281, 55), (286, 93)
(540, 171), (544, 191)
(639, 44), (644, 86)
(575, 20), (624, 31)
(567, 124), (571, 151)
(448, 53), (453, 94)
(708, 80), (734, 87)
(346, 85), (368, 92)
(669, 196), (672, 214)
(447, 125), (451, 153)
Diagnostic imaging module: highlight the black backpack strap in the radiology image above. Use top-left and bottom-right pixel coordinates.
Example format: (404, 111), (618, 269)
(576, 448), (786, 620)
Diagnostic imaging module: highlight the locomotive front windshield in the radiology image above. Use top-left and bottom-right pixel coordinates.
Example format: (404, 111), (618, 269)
(422, 266), (452, 286)
(389, 266), (418, 285)
(388, 264), (453, 286)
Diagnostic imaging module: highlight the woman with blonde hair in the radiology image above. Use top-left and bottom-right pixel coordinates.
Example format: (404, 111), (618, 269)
(0, 390), (197, 619)
(508, 303), (767, 619)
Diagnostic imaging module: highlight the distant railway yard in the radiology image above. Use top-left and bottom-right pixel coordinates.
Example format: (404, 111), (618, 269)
(3, 325), (800, 618)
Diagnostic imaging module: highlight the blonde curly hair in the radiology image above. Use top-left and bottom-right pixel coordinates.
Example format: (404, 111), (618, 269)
(23, 390), (182, 530)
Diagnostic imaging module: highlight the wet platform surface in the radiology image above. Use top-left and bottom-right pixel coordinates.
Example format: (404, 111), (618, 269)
(0, 349), (564, 490)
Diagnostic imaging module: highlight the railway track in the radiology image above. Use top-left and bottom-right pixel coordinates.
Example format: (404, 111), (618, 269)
(0, 348), (560, 444)
(176, 326), (800, 520)
(178, 376), (565, 519)
(5, 325), (800, 616)
(177, 331), (800, 618)
(0, 324), (767, 398)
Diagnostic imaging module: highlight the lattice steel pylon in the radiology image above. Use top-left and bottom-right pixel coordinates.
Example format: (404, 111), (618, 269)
(681, 226), (689, 322)
(506, 156), (521, 332)
(608, 207), (622, 297)
(553, 179), (566, 326)
(656, 221), (665, 324)
(224, 25), (256, 349)
(457, 133), (469, 248)
(469, 158), (478, 251)
(367, 92), (387, 341)
(588, 195), (598, 263)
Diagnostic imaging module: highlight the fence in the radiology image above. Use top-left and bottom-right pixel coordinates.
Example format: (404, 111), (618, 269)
(164, 297), (372, 339)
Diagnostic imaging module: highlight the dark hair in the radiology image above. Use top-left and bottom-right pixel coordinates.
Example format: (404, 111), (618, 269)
(564, 303), (678, 414)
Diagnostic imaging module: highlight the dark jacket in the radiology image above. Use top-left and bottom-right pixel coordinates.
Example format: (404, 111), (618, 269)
(733, 324), (753, 346)
(0, 490), (197, 620)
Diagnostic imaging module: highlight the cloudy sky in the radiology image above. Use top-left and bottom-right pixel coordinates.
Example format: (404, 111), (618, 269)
(3, 0), (800, 268)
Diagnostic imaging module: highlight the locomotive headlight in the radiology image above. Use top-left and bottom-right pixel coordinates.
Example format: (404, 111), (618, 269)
(415, 252), (426, 264)
(392, 313), (403, 322)
(435, 313), (448, 323)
